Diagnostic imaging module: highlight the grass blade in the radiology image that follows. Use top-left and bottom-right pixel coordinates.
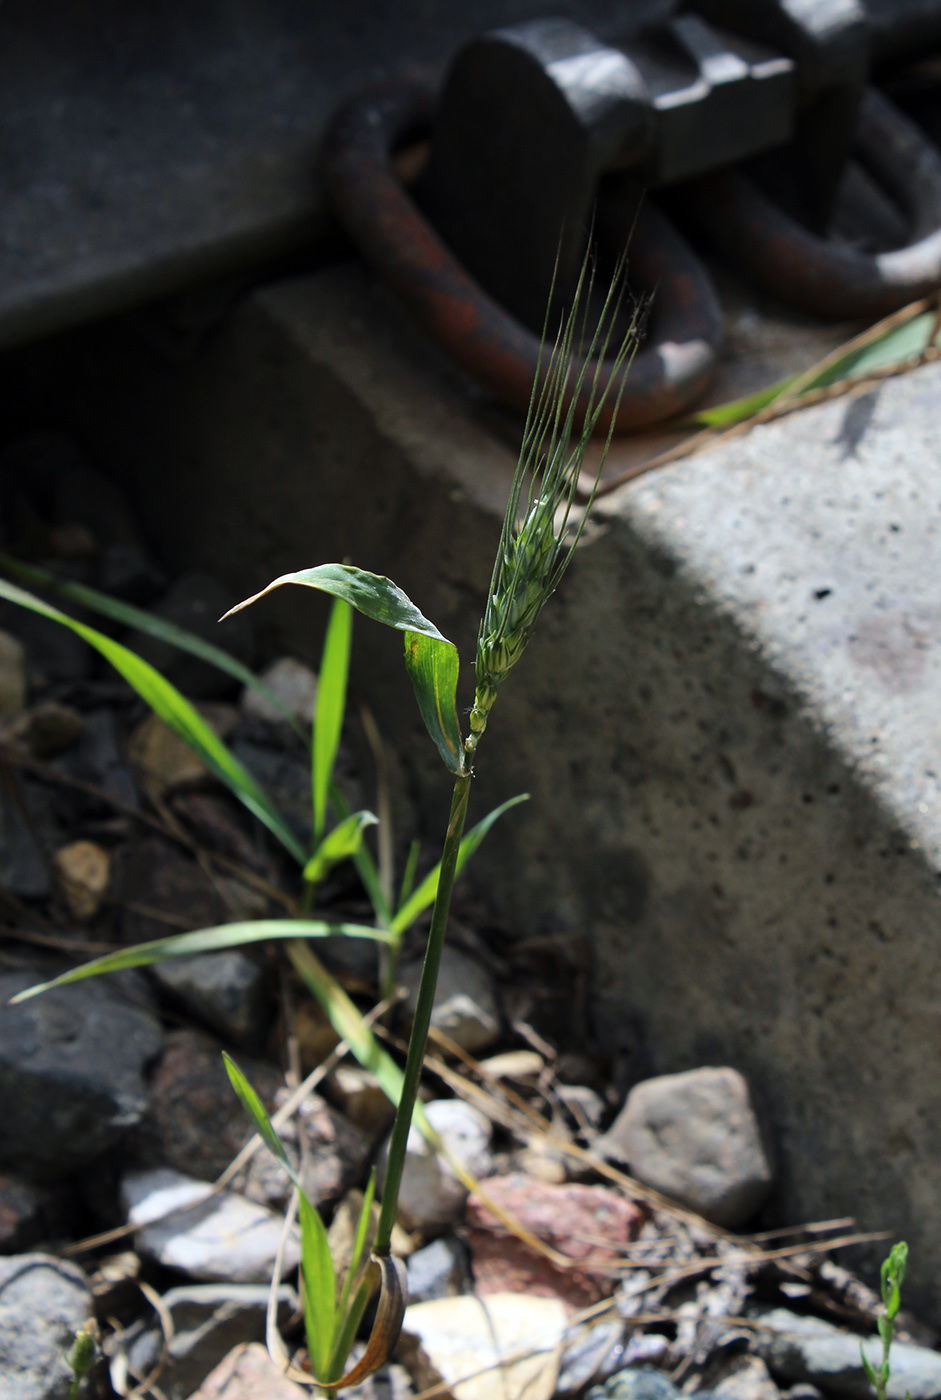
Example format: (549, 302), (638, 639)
(0, 552), (307, 740)
(303, 810), (378, 885)
(299, 1192), (337, 1380)
(391, 793), (529, 936)
(223, 1053), (302, 1192)
(314, 597), (352, 843)
(8, 919), (394, 1003)
(326, 1268), (376, 1383)
(0, 576), (307, 864)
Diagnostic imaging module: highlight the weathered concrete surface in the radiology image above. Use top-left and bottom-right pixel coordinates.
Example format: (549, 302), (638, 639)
(14, 264), (941, 1318)
(0, 0), (670, 351)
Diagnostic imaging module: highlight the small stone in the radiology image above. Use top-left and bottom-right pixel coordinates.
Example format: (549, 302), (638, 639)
(186, 1341), (309, 1399)
(236, 1091), (370, 1210)
(55, 706), (139, 811)
(326, 1189), (416, 1269)
(399, 1293), (567, 1400)
(478, 1050), (545, 1081)
(466, 1174), (644, 1312)
(406, 1236), (472, 1304)
(0, 1253), (93, 1400)
(128, 574), (255, 701)
(3, 701), (83, 757)
(559, 1323), (670, 1395)
(378, 1099), (494, 1234)
(0, 1175), (71, 1254)
(241, 657), (318, 726)
(712, 1355), (782, 1400)
(152, 952), (271, 1051)
(598, 1067), (774, 1228)
(399, 947), (500, 1054)
(127, 705), (238, 798)
(587, 1368), (681, 1400)
(556, 1317), (626, 1395)
(127, 712), (209, 794)
(515, 1137), (568, 1184)
(0, 630), (26, 718)
(123, 1282), (298, 1400)
(122, 1168), (300, 1283)
(53, 840), (111, 921)
(326, 1065), (395, 1138)
(752, 1308), (941, 1400)
(557, 1083), (606, 1131)
(0, 970), (163, 1177)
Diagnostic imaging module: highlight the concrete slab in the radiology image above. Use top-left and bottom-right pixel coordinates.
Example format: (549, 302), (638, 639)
(14, 264), (941, 1318)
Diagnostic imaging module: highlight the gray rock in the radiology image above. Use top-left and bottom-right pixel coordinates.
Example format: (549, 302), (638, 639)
(236, 1090), (370, 1210)
(712, 1354), (782, 1400)
(56, 706), (139, 811)
(124, 1282), (297, 1400)
(587, 1368), (680, 1400)
(598, 1067), (774, 1228)
(0, 970), (163, 1176)
(128, 573), (254, 699)
(378, 1098), (493, 1234)
(559, 1322), (670, 1395)
(0, 1253), (93, 1400)
(122, 1168), (300, 1283)
(557, 1317), (626, 1395)
(399, 947), (500, 1054)
(150, 951), (270, 1051)
(752, 1308), (941, 1400)
(405, 1235), (471, 1304)
(241, 656), (317, 727)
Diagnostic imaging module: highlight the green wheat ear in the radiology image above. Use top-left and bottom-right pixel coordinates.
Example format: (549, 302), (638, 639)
(469, 245), (641, 755)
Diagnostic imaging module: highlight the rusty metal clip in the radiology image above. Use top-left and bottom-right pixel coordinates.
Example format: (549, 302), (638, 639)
(323, 81), (723, 434)
(676, 86), (941, 319)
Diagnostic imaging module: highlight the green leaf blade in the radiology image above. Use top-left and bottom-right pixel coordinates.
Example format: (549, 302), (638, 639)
(303, 810), (378, 885)
(223, 563), (450, 643)
(223, 1053), (301, 1190)
(299, 1193), (337, 1380)
(8, 919), (395, 1003)
(403, 630), (464, 775)
(0, 577), (307, 865)
(313, 597), (352, 842)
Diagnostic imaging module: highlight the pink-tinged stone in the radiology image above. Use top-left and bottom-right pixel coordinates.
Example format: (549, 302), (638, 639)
(466, 1173), (645, 1312)
(187, 1342), (307, 1398)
